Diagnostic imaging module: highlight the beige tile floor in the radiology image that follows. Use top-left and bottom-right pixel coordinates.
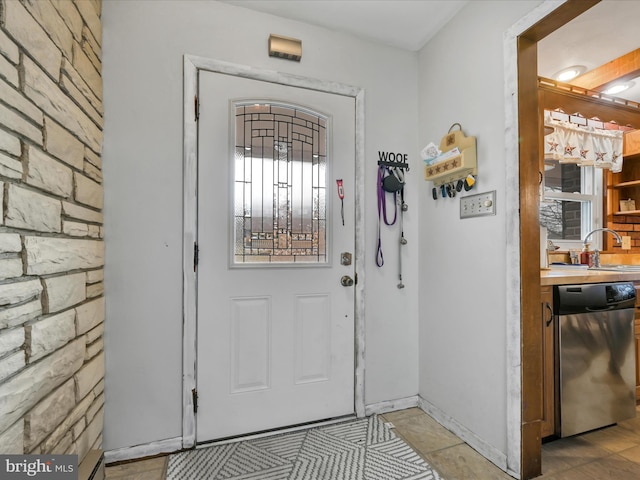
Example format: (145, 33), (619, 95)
(105, 406), (640, 479)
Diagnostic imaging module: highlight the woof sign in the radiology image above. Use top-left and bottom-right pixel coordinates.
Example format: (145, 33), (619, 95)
(378, 151), (408, 164)
(377, 151), (409, 173)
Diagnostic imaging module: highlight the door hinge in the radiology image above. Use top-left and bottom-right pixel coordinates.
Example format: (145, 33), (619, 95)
(192, 388), (198, 414)
(194, 95), (199, 121)
(193, 242), (199, 272)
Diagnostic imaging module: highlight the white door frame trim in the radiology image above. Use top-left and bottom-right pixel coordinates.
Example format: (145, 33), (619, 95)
(503, 2), (567, 477)
(182, 54), (366, 449)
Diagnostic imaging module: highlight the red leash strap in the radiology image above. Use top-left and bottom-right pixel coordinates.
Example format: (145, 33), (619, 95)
(336, 179), (344, 226)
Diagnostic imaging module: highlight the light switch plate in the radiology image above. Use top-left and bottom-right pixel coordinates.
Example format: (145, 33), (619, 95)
(460, 190), (496, 219)
(622, 236), (632, 250)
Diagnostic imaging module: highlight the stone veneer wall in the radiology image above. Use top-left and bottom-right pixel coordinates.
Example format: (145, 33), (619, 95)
(0, 0), (104, 460)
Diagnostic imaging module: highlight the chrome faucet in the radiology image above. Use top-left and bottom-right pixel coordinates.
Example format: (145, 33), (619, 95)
(583, 228), (623, 246)
(583, 228), (623, 268)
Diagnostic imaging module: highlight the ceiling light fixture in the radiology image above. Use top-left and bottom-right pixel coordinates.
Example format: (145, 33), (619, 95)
(603, 81), (634, 96)
(553, 65), (586, 82)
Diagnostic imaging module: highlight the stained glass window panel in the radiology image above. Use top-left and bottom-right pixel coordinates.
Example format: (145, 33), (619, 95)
(233, 102), (327, 264)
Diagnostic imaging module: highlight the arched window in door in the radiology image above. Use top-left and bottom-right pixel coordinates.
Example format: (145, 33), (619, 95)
(232, 101), (328, 264)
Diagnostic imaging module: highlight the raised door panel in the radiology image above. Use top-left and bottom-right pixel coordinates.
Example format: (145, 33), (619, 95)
(294, 294), (331, 384)
(230, 297), (271, 393)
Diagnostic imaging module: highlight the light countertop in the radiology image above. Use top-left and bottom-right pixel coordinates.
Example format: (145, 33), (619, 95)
(541, 267), (640, 286)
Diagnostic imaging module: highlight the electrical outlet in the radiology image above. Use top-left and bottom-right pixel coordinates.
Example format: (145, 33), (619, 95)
(460, 190), (496, 219)
(622, 236), (632, 250)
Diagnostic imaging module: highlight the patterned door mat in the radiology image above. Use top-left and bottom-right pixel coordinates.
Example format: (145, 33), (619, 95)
(167, 415), (443, 479)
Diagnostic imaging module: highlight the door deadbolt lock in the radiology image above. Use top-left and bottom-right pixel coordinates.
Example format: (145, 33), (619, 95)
(341, 275), (354, 287)
(340, 252), (352, 266)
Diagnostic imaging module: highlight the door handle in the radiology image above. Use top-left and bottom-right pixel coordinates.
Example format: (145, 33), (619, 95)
(341, 275), (354, 287)
(545, 302), (554, 327)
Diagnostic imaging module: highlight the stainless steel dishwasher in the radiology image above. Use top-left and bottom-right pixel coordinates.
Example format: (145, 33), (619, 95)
(554, 282), (637, 437)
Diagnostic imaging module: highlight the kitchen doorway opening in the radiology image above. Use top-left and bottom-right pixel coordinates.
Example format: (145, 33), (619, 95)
(512, 1), (601, 478)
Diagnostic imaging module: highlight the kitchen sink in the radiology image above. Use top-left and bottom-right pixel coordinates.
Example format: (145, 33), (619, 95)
(589, 264), (640, 272)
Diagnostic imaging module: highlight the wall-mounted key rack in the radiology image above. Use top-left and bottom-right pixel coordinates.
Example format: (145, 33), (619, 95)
(424, 123), (477, 187)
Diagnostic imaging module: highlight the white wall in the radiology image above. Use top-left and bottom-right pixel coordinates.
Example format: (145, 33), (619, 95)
(102, 1), (420, 450)
(417, 0), (541, 471)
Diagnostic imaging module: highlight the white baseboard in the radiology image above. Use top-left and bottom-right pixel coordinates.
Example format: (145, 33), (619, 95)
(104, 436), (183, 464)
(365, 395), (420, 416)
(417, 396), (509, 474)
(104, 398), (518, 478)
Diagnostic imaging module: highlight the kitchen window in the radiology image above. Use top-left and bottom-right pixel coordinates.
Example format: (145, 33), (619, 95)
(539, 159), (603, 249)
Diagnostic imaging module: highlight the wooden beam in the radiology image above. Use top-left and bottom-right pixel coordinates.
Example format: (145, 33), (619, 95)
(573, 48), (640, 91)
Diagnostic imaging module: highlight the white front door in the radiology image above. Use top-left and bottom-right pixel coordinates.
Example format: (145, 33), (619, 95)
(196, 70), (356, 442)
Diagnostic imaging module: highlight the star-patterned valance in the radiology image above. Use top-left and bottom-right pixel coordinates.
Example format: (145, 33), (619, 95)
(544, 110), (624, 172)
